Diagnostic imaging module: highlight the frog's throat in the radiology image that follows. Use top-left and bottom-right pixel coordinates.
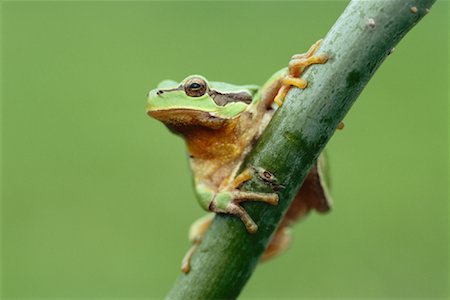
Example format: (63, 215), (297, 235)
(182, 118), (243, 161)
(149, 108), (250, 162)
(147, 109), (231, 130)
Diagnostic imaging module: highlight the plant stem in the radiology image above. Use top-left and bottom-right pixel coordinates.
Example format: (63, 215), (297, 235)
(166, 0), (436, 299)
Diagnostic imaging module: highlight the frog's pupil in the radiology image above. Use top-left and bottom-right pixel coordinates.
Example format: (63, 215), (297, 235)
(190, 83), (201, 89)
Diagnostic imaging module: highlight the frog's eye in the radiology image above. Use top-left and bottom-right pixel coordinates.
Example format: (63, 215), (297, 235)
(184, 77), (207, 97)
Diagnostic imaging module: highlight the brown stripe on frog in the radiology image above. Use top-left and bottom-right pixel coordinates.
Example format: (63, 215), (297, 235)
(208, 90), (253, 106)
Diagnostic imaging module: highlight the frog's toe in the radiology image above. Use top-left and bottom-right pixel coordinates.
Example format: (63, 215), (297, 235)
(227, 203), (258, 233)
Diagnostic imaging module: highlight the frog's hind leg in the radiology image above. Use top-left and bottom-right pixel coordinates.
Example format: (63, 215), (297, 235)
(261, 158), (332, 261)
(181, 214), (214, 273)
(261, 226), (292, 261)
(274, 40), (329, 106)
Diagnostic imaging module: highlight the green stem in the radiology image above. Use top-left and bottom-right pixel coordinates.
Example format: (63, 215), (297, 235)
(167, 0), (436, 299)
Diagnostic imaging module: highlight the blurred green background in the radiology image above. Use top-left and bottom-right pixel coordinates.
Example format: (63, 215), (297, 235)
(1, 1), (448, 299)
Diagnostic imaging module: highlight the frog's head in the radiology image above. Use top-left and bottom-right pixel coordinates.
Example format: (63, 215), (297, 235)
(147, 75), (259, 129)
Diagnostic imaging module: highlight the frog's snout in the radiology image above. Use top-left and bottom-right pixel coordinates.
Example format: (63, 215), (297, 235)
(147, 89), (159, 100)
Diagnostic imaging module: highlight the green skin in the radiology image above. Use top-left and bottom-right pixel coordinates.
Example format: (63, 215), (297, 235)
(147, 75), (263, 119)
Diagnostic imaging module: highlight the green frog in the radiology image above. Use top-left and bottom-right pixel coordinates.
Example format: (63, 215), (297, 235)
(147, 40), (335, 273)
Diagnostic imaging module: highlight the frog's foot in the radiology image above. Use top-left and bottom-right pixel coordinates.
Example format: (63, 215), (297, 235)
(274, 39), (329, 106)
(274, 77), (308, 107)
(181, 214), (214, 273)
(181, 244), (198, 274)
(291, 38), (323, 60)
(288, 39), (328, 77)
(212, 190), (279, 234)
(212, 167), (279, 233)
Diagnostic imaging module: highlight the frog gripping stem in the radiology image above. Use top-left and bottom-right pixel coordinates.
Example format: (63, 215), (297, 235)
(274, 39), (329, 106)
(212, 189), (279, 234)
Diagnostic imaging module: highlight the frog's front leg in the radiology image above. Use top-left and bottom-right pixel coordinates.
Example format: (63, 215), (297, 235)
(214, 190), (279, 233)
(274, 39), (329, 106)
(181, 169), (278, 273)
(197, 168), (279, 234)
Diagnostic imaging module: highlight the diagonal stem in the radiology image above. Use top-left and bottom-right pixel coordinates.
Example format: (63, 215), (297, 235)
(166, 0), (436, 299)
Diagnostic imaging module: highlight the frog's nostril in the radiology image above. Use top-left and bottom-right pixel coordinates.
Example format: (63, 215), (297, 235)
(156, 90), (164, 95)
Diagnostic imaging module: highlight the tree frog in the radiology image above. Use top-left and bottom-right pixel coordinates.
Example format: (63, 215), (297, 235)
(147, 40), (333, 273)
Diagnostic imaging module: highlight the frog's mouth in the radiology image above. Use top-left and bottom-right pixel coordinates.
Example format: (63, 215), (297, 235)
(147, 108), (229, 129)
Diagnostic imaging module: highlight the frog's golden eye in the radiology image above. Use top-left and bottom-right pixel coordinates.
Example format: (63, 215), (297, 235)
(184, 77), (207, 97)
